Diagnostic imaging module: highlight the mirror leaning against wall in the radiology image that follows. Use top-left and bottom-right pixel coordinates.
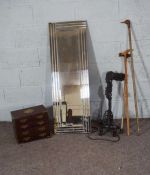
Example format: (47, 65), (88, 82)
(49, 21), (90, 133)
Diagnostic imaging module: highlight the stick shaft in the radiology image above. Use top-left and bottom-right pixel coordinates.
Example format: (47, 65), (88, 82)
(124, 58), (130, 136)
(127, 23), (140, 134)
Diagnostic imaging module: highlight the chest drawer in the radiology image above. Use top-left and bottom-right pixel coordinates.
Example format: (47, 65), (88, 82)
(14, 112), (49, 130)
(17, 126), (50, 143)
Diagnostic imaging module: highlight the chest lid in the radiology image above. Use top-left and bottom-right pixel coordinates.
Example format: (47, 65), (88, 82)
(11, 105), (47, 120)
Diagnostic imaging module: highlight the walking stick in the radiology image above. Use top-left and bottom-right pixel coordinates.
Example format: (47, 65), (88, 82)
(119, 49), (131, 136)
(121, 19), (140, 134)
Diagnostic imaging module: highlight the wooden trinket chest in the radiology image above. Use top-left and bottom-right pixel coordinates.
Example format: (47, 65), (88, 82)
(11, 105), (51, 143)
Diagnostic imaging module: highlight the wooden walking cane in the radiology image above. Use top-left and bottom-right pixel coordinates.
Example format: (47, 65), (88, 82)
(119, 49), (131, 136)
(121, 19), (140, 134)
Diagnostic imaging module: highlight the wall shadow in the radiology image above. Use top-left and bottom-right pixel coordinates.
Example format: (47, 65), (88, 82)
(130, 25), (150, 134)
(87, 26), (106, 121)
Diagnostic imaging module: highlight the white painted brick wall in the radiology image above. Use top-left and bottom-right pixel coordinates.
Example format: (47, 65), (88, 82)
(0, 0), (150, 121)
(0, 69), (20, 87)
(11, 5), (34, 26)
(4, 87), (44, 112)
(15, 27), (48, 48)
(20, 67), (45, 86)
(75, 0), (118, 21)
(0, 89), (5, 106)
(0, 48), (40, 68)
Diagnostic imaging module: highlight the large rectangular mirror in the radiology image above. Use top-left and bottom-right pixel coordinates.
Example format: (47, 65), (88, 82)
(49, 21), (90, 133)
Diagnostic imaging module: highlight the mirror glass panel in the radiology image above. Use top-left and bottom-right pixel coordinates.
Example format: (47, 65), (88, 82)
(49, 21), (90, 133)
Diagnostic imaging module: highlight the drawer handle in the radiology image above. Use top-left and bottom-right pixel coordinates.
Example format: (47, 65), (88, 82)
(24, 109), (34, 114)
(38, 133), (47, 137)
(38, 126), (46, 131)
(22, 131), (29, 136)
(37, 121), (45, 125)
(22, 136), (31, 141)
(20, 124), (29, 129)
(36, 115), (44, 119)
(20, 119), (28, 123)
